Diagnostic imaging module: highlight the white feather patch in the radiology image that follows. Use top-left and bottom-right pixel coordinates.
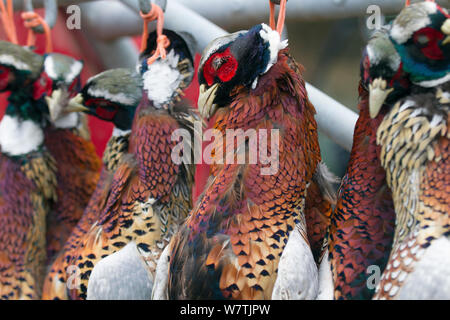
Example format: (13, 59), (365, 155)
(417, 73), (450, 88)
(394, 237), (450, 299)
(53, 112), (79, 129)
(0, 54), (30, 71)
(259, 23), (288, 74)
(390, 2), (437, 44)
(112, 127), (131, 137)
(367, 43), (401, 72)
(142, 49), (183, 108)
(87, 87), (136, 106)
(272, 223), (319, 300)
(317, 248), (334, 300)
(0, 115), (44, 156)
(151, 244), (170, 300)
(87, 242), (154, 300)
(65, 60), (83, 83)
(44, 55), (58, 79)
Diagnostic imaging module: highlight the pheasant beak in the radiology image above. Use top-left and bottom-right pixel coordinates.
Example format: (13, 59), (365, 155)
(46, 89), (67, 122)
(368, 77), (393, 119)
(66, 93), (89, 113)
(198, 83), (219, 120)
(442, 19), (450, 45)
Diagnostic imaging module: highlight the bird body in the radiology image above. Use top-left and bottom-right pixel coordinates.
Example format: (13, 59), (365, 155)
(0, 41), (57, 299)
(162, 24), (321, 300)
(42, 53), (101, 264)
(318, 85), (396, 300)
(317, 26), (414, 300)
(42, 68), (142, 300)
(369, 2), (450, 299)
(62, 30), (198, 300)
(374, 83), (450, 299)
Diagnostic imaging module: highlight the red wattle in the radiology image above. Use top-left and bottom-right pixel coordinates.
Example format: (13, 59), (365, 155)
(203, 48), (238, 86)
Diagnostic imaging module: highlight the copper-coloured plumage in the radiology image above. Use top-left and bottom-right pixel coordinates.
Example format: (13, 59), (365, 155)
(167, 35), (322, 298)
(42, 134), (130, 300)
(44, 117), (101, 265)
(322, 84), (395, 300)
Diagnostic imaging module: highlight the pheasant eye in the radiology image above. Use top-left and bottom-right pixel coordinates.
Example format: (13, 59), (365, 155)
(98, 101), (118, 120)
(415, 35), (430, 45)
(212, 57), (225, 70)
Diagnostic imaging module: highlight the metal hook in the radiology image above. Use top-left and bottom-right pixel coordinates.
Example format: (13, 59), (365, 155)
(139, 0), (167, 14)
(23, 0), (57, 33)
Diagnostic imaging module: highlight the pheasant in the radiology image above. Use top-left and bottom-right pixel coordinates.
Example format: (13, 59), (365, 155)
(317, 28), (410, 300)
(154, 22), (323, 300)
(0, 40), (57, 299)
(370, 1), (450, 299)
(40, 53), (101, 264)
(42, 68), (143, 299)
(67, 29), (198, 300)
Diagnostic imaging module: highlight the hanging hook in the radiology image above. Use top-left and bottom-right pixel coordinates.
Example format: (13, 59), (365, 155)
(269, 0), (287, 36)
(139, 0), (152, 14)
(139, 0), (170, 65)
(21, 0), (56, 52)
(23, 0), (57, 34)
(139, 0), (167, 14)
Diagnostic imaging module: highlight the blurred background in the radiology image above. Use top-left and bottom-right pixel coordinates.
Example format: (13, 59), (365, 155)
(1, 0), (449, 198)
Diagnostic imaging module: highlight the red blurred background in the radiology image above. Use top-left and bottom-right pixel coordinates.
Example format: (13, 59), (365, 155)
(0, 9), (209, 201)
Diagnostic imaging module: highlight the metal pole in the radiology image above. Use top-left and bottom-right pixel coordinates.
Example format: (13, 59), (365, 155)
(13, 0), (360, 151)
(306, 83), (357, 152)
(14, 0), (450, 23)
(79, 2), (140, 69)
(175, 0), (450, 26)
(121, 0), (361, 151)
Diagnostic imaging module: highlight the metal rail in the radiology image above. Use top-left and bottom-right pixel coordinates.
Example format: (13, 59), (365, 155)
(11, 0), (368, 151)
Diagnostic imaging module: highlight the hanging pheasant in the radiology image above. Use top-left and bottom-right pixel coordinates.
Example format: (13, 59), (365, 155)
(38, 53), (102, 264)
(66, 27), (198, 300)
(371, 1), (450, 299)
(42, 68), (143, 300)
(0, 40), (57, 299)
(154, 1), (326, 300)
(317, 27), (410, 300)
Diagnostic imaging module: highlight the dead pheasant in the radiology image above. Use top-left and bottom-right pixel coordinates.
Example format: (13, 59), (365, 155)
(67, 29), (198, 300)
(372, 2), (450, 299)
(0, 40), (57, 299)
(42, 68), (143, 299)
(155, 19), (325, 299)
(41, 53), (101, 264)
(317, 27), (409, 300)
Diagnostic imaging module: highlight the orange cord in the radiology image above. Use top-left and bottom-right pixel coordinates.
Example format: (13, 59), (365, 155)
(269, 2), (276, 30)
(6, 0), (17, 43)
(140, 3), (170, 66)
(405, 0), (410, 6)
(0, 0), (18, 44)
(21, 11), (53, 53)
(276, 0), (286, 35)
(268, 0), (287, 36)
